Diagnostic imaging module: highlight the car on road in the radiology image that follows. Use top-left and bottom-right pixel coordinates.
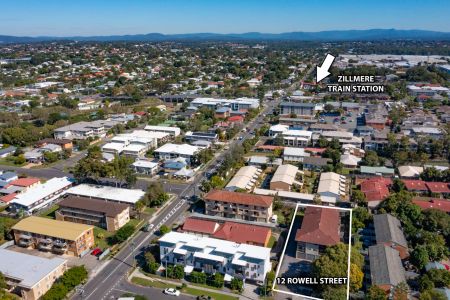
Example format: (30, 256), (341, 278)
(143, 223), (154, 232)
(91, 248), (102, 256)
(164, 288), (180, 296)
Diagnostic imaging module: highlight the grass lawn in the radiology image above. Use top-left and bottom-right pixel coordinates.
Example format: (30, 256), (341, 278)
(131, 277), (178, 289)
(182, 287), (239, 300)
(93, 226), (114, 249)
(39, 205), (59, 219)
(144, 207), (157, 216)
(0, 157), (26, 167)
(267, 235), (277, 248)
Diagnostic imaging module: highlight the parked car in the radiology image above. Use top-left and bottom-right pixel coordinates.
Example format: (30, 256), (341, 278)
(164, 288), (180, 296)
(91, 248), (102, 256)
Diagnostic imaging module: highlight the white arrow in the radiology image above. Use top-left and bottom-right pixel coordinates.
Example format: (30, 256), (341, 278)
(316, 54), (335, 83)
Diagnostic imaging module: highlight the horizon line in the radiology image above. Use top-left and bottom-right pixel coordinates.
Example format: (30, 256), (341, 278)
(2, 28), (450, 38)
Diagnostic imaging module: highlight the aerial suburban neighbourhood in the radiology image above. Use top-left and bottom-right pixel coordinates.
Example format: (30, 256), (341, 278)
(0, 2), (449, 300)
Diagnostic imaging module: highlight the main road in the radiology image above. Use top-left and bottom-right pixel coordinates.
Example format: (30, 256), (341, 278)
(70, 98), (281, 300)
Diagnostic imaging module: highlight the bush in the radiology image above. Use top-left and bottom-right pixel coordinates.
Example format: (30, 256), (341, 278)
(112, 224), (134, 243)
(210, 272), (224, 288)
(230, 278), (243, 292)
(41, 266), (88, 300)
(190, 271), (207, 284)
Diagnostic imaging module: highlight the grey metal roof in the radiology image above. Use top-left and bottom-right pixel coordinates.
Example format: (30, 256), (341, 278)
(373, 214), (408, 248)
(369, 244), (406, 287)
(0, 249), (66, 289)
(280, 101), (316, 108)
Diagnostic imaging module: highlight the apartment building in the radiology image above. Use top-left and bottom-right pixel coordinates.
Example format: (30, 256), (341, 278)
(317, 172), (348, 201)
(154, 143), (200, 164)
(282, 130), (313, 147)
(65, 184), (145, 207)
(144, 125), (181, 137)
(55, 196), (130, 232)
(373, 214), (409, 259)
(295, 207), (341, 260)
(159, 231), (271, 282)
(190, 97), (259, 112)
(225, 166), (261, 192)
(12, 216), (94, 257)
(9, 177), (73, 214)
(0, 249), (67, 300)
(54, 121), (106, 140)
(270, 164), (302, 192)
(280, 102), (320, 117)
(204, 190), (273, 223)
(181, 217), (272, 247)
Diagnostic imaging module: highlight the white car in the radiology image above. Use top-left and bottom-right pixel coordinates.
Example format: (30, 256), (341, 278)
(164, 288), (180, 296)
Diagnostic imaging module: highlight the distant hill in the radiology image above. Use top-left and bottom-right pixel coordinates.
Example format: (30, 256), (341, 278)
(1, 29), (450, 43)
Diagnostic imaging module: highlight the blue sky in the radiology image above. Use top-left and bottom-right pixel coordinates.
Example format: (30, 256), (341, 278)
(1, 0), (449, 36)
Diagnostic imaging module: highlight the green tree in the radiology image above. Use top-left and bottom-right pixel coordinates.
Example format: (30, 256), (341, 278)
(419, 290), (447, 300)
(365, 285), (387, 300)
(322, 286), (347, 300)
(230, 277), (243, 292)
(352, 189), (367, 206)
(112, 224), (134, 243)
(210, 175), (224, 188)
(144, 251), (159, 274)
(159, 225), (170, 236)
(172, 265), (184, 279)
(210, 272), (224, 288)
(43, 151), (59, 163)
(411, 246), (430, 270)
(0, 271), (6, 289)
(190, 271), (207, 284)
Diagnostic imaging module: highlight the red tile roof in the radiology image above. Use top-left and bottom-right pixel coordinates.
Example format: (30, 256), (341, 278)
(0, 193), (17, 203)
(212, 221), (271, 246)
(295, 207), (340, 246)
(181, 218), (219, 235)
(228, 116), (244, 122)
(425, 182), (450, 194)
(205, 190), (273, 207)
(360, 177), (392, 202)
(7, 177), (40, 188)
(412, 197), (450, 213)
(402, 179), (427, 191)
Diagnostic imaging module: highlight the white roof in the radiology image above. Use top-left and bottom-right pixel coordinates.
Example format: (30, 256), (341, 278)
(102, 142), (125, 152)
(11, 177), (72, 207)
(340, 153), (361, 166)
(225, 166), (260, 191)
(253, 188), (336, 204)
(123, 144), (147, 152)
(159, 231), (270, 261)
(132, 160), (158, 168)
(0, 249), (66, 289)
(144, 125), (181, 136)
(282, 130), (313, 138)
(271, 164), (299, 185)
(155, 143), (200, 156)
(67, 184), (145, 204)
(317, 172), (346, 197)
(269, 124), (289, 132)
(398, 165), (424, 177)
(283, 147), (310, 157)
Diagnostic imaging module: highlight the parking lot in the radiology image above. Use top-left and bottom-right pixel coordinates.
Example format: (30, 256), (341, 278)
(5, 245), (104, 272)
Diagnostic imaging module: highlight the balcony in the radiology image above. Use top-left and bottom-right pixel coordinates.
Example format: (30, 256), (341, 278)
(18, 235), (32, 247)
(38, 239), (53, 251)
(52, 240), (68, 253)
